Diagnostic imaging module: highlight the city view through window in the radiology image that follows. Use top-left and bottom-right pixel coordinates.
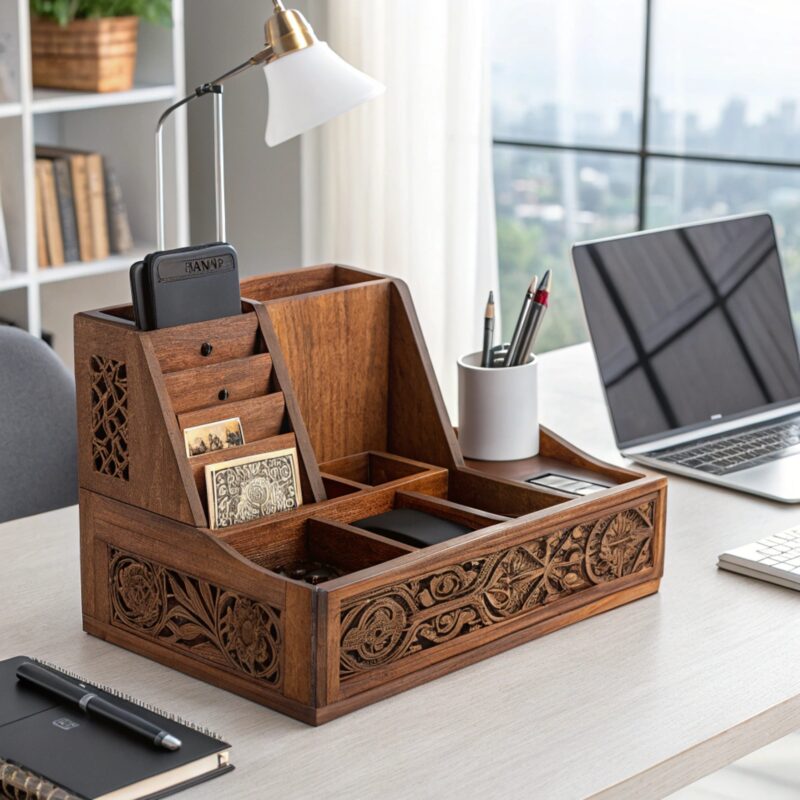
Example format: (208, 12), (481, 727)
(491, 0), (800, 351)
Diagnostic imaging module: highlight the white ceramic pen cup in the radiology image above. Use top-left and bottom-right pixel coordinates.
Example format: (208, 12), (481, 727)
(457, 350), (539, 461)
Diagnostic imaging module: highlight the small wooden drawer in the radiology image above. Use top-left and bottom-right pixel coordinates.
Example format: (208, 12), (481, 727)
(164, 353), (273, 414)
(148, 311), (263, 372)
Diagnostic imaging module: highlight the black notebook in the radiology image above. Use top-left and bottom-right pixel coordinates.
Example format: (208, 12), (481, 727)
(0, 657), (233, 800)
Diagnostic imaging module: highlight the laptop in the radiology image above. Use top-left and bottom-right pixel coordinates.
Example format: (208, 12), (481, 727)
(572, 213), (800, 503)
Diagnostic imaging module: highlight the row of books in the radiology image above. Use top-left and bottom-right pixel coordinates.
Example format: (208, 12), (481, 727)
(35, 146), (133, 268)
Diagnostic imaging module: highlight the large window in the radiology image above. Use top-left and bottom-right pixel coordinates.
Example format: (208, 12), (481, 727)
(491, 0), (800, 351)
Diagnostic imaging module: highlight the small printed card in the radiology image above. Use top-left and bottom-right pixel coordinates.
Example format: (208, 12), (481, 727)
(184, 417), (244, 458)
(205, 447), (303, 529)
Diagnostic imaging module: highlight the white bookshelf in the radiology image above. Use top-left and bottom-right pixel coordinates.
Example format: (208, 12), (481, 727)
(0, 0), (188, 365)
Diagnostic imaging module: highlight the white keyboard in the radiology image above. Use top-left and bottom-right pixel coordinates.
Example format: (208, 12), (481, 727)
(718, 525), (800, 590)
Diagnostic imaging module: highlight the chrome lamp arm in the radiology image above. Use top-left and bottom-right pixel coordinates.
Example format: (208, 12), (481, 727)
(154, 48), (271, 250)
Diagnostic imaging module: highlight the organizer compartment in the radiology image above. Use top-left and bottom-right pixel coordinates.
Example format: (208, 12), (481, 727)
(76, 263), (668, 725)
(240, 264), (385, 302)
(319, 451), (444, 488)
(226, 516), (416, 582)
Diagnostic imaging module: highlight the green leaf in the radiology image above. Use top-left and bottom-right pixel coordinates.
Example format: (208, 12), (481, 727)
(30, 0), (171, 26)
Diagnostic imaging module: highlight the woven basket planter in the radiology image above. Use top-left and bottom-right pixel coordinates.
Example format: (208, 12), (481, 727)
(30, 16), (139, 93)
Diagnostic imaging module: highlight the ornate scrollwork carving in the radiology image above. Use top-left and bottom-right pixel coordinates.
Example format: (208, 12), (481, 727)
(340, 501), (656, 679)
(90, 355), (129, 480)
(110, 549), (282, 685)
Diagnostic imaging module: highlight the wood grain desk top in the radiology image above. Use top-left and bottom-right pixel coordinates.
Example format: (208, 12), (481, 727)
(3, 343), (800, 799)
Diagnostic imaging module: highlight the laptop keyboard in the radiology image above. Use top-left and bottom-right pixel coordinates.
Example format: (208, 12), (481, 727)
(646, 416), (800, 475)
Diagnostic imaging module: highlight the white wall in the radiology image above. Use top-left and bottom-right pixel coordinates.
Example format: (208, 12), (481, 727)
(184, 0), (317, 275)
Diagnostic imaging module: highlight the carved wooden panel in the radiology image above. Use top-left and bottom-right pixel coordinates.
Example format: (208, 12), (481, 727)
(90, 355), (129, 480)
(109, 548), (282, 686)
(340, 501), (656, 679)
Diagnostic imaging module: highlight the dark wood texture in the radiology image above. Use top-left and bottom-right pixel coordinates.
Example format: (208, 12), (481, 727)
(76, 263), (668, 725)
(265, 281), (392, 462)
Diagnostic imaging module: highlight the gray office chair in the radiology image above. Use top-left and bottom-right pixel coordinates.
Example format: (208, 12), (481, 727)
(0, 326), (77, 523)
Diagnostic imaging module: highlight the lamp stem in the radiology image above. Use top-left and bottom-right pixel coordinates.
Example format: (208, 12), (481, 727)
(154, 50), (271, 249)
(213, 87), (227, 243)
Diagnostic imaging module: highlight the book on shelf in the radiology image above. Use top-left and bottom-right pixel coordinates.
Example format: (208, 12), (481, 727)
(71, 152), (93, 261)
(105, 165), (133, 254)
(35, 159), (64, 267)
(0, 178), (10, 277)
(34, 168), (48, 267)
(34, 146), (134, 268)
(86, 153), (109, 261)
(52, 158), (80, 263)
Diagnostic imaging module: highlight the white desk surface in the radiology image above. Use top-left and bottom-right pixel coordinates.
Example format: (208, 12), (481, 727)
(3, 343), (800, 800)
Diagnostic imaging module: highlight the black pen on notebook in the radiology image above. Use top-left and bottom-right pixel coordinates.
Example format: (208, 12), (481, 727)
(503, 274), (538, 367)
(514, 270), (552, 366)
(16, 662), (182, 751)
(480, 291), (495, 367)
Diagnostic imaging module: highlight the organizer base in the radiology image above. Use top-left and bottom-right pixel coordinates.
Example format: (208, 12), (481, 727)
(76, 265), (667, 725)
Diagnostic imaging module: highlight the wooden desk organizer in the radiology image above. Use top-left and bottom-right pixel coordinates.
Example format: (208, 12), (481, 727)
(76, 265), (667, 725)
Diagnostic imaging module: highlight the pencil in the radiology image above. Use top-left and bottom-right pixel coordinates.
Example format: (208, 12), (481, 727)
(515, 270), (552, 365)
(504, 274), (538, 367)
(480, 291), (495, 367)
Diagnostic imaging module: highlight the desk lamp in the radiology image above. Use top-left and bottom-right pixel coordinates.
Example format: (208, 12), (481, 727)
(154, 0), (384, 249)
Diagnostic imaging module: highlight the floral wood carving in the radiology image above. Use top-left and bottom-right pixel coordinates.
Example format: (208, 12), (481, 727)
(90, 355), (129, 480)
(340, 501), (657, 678)
(109, 548), (282, 685)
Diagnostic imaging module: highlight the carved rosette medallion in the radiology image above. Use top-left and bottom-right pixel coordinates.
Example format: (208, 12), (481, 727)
(340, 501), (656, 679)
(110, 548), (282, 685)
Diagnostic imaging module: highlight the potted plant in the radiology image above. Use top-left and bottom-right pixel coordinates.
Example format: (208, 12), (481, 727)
(29, 0), (171, 93)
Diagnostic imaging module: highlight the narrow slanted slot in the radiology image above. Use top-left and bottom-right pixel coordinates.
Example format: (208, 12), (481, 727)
(177, 392), (286, 449)
(188, 430), (321, 533)
(164, 353), (272, 414)
(189, 432), (298, 496)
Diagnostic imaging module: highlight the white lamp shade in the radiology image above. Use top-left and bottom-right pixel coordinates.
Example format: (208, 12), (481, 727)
(264, 42), (384, 147)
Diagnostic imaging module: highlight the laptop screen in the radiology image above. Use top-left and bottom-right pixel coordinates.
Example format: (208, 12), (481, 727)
(573, 214), (800, 448)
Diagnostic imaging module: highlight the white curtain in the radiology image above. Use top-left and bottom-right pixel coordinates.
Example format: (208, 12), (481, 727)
(301, 0), (499, 418)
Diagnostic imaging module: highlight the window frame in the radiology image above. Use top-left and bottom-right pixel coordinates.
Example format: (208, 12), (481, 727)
(491, 0), (800, 231)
